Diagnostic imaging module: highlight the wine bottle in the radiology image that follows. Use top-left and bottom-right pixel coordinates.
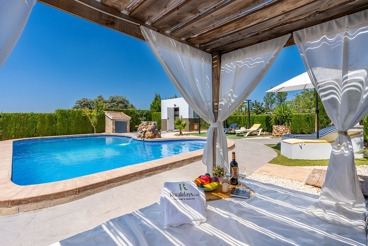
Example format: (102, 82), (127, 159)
(230, 152), (238, 185)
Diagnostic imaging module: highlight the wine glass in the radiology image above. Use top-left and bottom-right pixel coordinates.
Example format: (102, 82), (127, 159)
(238, 169), (247, 191)
(225, 172), (233, 184)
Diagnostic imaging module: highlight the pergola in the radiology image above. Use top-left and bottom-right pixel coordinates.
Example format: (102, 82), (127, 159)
(2, 0), (368, 237)
(38, 0), (368, 166)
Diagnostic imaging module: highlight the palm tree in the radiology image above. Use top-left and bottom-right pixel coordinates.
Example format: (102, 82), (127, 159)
(174, 117), (188, 135)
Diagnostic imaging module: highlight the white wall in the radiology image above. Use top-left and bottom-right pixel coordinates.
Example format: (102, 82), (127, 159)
(161, 98), (190, 119)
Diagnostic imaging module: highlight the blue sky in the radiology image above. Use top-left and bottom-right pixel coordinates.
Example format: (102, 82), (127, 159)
(0, 2), (306, 113)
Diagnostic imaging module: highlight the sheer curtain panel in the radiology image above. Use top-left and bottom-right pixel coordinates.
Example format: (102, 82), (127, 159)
(294, 9), (368, 229)
(140, 26), (215, 173)
(214, 34), (290, 171)
(0, 0), (36, 67)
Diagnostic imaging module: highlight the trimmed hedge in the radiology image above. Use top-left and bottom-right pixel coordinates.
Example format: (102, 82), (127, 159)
(290, 113), (315, 134)
(0, 109), (156, 140)
(0, 110), (104, 141)
(226, 113), (331, 134)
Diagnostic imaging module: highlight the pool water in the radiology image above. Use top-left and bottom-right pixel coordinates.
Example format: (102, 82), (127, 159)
(12, 136), (206, 185)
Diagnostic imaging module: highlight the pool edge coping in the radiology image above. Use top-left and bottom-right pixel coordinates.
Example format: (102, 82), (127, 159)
(0, 134), (235, 215)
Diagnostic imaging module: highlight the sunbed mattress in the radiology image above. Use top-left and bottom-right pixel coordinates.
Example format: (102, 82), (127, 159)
(53, 180), (366, 246)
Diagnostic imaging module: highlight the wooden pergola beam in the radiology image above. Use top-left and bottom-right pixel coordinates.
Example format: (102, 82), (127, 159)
(39, 0), (145, 41)
(211, 51), (221, 170)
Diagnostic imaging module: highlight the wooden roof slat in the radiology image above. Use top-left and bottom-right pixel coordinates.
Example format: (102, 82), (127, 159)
(151, 0), (227, 32)
(187, 0), (319, 45)
(100, 0), (132, 12)
(39, 0), (145, 41)
(170, 0), (273, 38)
(123, 0), (146, 15)
(201, 0), (344, 51)
(216, 0), (368, 53)
(39, 0), (368, 54)
(128, 0), (180, 22)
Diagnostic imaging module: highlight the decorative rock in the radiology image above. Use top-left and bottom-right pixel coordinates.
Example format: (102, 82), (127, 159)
(136, 122), (161, 139)
(272, 125), (291, 137)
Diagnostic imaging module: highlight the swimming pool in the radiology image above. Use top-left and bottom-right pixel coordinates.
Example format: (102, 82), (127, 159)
(12, 136), (206, 185)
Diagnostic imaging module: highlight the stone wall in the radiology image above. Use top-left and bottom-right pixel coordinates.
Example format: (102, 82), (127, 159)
(272, 125), (291, 137)
(105, 117), (113, 133)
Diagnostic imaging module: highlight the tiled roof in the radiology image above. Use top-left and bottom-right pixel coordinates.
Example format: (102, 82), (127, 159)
(104, 111), (131, 120)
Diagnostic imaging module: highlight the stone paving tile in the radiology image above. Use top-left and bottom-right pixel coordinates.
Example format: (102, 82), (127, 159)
(285, 168), (311, 182)
(269, 165), (293, 178)
(254, 164), (278, 175)
(0, 212), (36, 246)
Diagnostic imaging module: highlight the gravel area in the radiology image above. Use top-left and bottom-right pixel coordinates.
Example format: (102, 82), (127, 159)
(248, 173), (321, 195)
(248, 165), (368, 196)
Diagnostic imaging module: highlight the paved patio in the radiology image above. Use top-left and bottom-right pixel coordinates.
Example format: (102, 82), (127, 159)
(255, 164), (312, 182)
(0, 135), (279, 245)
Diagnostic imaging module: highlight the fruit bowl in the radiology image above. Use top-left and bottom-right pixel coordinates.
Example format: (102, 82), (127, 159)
(198, 183), (219, 192)
(195, 173), (220, 192)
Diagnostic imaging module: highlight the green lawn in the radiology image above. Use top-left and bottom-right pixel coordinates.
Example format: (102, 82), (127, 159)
(266, 144), (368, 166)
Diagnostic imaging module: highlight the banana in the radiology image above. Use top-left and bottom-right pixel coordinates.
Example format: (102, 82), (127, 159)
(203, 182), (219, 189)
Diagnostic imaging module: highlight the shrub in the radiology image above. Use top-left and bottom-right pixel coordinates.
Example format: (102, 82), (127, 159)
(151, 112), (161, 130)
(270, 104), (293, 126)
(174, 117), (188, 135)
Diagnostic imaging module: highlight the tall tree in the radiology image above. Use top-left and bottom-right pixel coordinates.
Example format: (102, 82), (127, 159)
(263, 89), (276, 113)
(251, 100), (266, 115)
(150, 94), (161, 112)
(72, 98), (95, 110)
(289, 89), (314, 113)
(82, 99), (104, 133)
(275, 91), (288, 106)
(105, 95), (135, 109)
(232, 103), (247, 115)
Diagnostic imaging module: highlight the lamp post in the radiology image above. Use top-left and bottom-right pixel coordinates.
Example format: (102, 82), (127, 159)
(245, 99), (251, 129)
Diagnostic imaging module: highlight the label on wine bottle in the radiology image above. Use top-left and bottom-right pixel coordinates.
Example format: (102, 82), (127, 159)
(231, 167), (238, 179)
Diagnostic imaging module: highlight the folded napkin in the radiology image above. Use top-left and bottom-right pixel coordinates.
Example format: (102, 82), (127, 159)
(160, 181), (207, 227)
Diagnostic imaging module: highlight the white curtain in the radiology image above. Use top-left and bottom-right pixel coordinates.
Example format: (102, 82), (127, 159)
(0, 0), (36, 67)
(141, 26), (289, 173)
(207, 35), (290, 172)
(140, 26), (216, 173)
(294, 9), (368, 229)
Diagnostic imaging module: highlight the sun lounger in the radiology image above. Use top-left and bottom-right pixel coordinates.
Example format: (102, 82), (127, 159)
(282, 125), (337, 140)
(235, 124), (262, 137)
(224, 123), (237, 134)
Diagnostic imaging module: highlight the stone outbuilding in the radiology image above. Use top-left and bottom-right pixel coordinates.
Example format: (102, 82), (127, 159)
(104, 111), (131, 133)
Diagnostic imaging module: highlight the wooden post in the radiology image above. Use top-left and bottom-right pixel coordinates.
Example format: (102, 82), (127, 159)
(212, 51), (221, 170)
